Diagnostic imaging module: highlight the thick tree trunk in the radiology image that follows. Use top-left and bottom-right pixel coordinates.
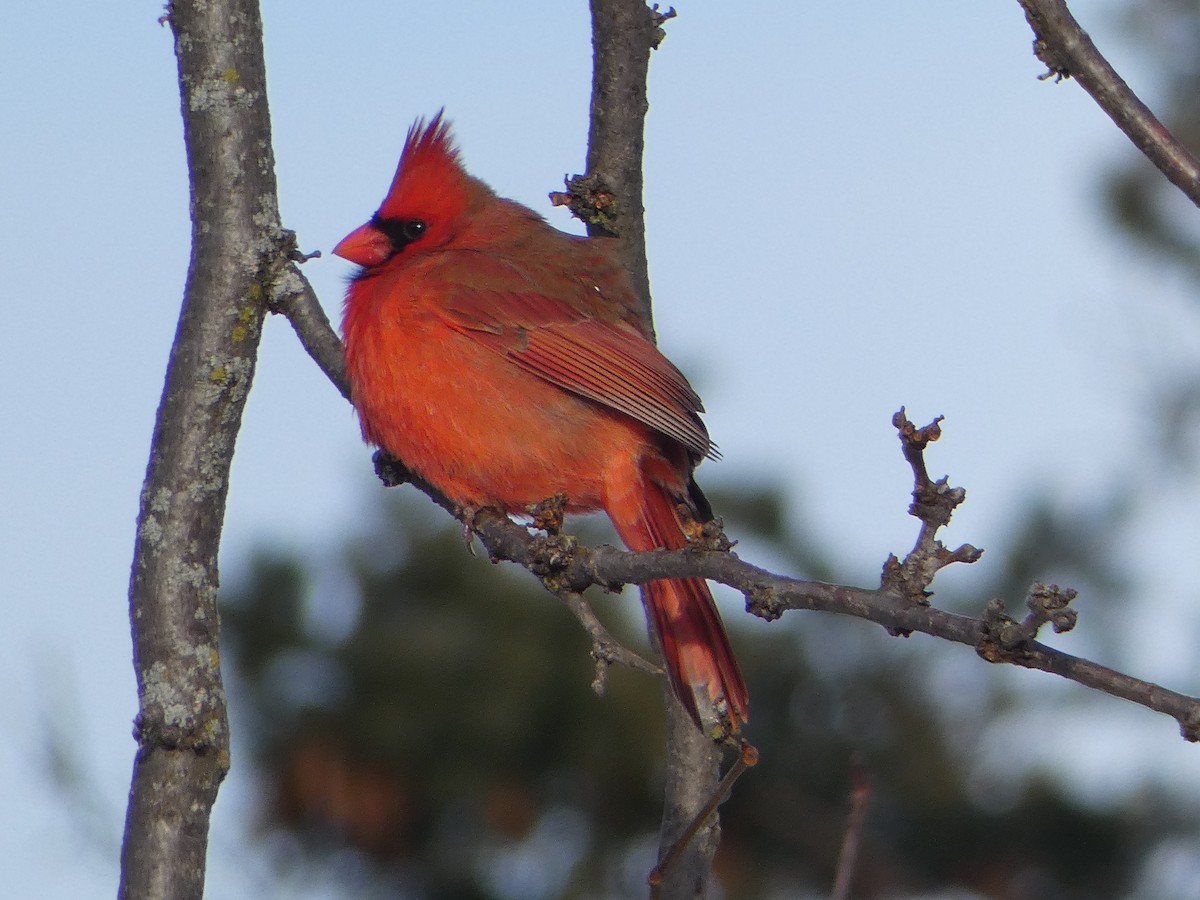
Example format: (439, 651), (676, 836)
(119, 1), (283, 895)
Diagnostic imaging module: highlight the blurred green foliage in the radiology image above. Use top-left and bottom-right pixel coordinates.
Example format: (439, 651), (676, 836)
(220, 471), (1176, 898)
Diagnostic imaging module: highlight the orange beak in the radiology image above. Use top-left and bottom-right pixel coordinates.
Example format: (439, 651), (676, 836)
(332, 222), (392, 267)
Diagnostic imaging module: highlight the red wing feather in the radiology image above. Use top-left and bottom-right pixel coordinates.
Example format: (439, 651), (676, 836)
(519, 323), (715, 460)
(438, 288), (716, 460)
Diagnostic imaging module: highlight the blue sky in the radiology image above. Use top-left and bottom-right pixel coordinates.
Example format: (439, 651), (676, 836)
(5, 2), (1200, 896)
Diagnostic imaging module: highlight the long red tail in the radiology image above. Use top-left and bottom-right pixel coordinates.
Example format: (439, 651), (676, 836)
(607, 478), (749, 733)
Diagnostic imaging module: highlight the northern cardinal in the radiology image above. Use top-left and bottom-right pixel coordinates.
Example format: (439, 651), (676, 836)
(334, 114), (748, 734)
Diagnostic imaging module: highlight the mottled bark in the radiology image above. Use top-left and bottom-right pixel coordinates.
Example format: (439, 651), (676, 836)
(120, 1), (285, 896)
(585, 0), (663, 335)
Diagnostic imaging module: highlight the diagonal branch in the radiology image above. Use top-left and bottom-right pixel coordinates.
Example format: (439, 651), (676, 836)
(830, 761), (873, 900)
(267, 234), (350, 400)
(1017, 0), (1200, 207)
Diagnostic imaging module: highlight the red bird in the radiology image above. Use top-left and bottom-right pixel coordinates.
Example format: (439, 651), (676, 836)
(334, 114), (748, 734)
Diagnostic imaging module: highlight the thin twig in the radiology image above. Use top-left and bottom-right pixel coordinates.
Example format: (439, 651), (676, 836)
(266, 237), (349, 400)
(648, 741), (759, 896)
(830, 761), (873, 900)
(883, 410), (982, 609)
(558, 589), (662, 691)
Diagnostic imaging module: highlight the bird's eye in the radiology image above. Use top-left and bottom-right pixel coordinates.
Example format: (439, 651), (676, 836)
(370, 215), (429, 252)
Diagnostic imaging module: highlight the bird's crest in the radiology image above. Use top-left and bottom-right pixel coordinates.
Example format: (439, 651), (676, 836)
(378, 111), (474, 226)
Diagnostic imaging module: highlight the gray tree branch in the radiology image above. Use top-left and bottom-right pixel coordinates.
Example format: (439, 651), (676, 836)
(578, 3), (725, 895)
(1018, 0), (1200, 207)
(120, 1), (291, 896)
(572, 0), (673, 335)
(401, 417), (1200, 743)
(268, 238), (349, 400)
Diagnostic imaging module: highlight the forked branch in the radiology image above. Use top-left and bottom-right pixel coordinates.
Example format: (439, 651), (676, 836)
(272, 255), (1200, 740)
(314, 381), (1200, 743)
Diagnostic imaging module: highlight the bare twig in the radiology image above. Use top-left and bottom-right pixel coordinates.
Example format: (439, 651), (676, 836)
(830, 762), (873, 900)
(266, 231), (350, 400)
(983, 582), (1079, 646)
(1018, 0), (1200, 207)
(559, 589), (663, 690)
(649, 741), (759, 896)
(882, 410), (983, 610)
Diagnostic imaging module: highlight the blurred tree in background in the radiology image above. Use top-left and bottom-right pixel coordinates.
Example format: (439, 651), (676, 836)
(1106, 0), (1200, 473)
(218, 3), (1200, 896)
(224, 495), (666, 898)
(222, 477), (1179, 898)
